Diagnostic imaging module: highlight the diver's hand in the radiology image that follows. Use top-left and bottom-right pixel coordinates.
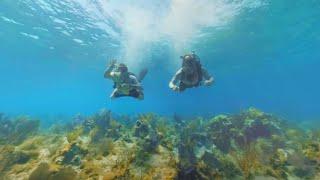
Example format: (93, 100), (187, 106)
(170, 85), (180, 92)
(204, 80), (213, 86)
(108, 59), (117, 67)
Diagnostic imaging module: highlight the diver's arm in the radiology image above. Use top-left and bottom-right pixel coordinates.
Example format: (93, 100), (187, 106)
(110, 88), (119, 99)
(104, 65), (115, 79)
(202, 68), (214, 86)
(104, 60), (117, 79)
(169, 69), (182, 91)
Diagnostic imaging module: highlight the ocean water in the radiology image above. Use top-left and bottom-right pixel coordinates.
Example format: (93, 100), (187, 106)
(1, 0), (319, 120)
(1, 1), (320, 179)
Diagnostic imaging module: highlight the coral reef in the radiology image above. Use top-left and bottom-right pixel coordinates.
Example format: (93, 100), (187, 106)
(0, 115), (40, 145)
(0, 108), (319, 179)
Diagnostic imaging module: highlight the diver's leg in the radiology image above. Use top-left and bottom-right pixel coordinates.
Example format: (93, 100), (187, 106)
(110, 89), (118, 99)
(110, 88), (125, 99)
(137, 91), (144, 100)
(129, 89), (144, 100)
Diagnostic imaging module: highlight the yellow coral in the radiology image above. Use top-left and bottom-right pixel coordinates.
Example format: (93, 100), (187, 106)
(29, 162), (77, 180)
(89, 137), (115, 157)
(67, 126), (83, 143)
(303, 142), (320, 161)
(79, 160), (104, 179)
(231, 143), (262, 179)
(247, 108), (264, 118)
(139, 113), (155, 124)
(131, 146), (177, 180)
(18, 136), (46, 151)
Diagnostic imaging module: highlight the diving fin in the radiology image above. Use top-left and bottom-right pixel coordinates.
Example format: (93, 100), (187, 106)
(137, 68), (148, 82)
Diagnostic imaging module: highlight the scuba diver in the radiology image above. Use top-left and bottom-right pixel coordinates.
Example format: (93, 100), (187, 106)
(169, 52), (214, 92)
(104, 60), (148, 100)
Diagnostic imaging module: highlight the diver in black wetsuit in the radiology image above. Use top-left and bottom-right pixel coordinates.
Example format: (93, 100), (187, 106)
(169, 52), (214, 92)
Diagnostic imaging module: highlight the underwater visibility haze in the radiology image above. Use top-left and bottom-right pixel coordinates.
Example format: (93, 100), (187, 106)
(0, 0), (320, 179)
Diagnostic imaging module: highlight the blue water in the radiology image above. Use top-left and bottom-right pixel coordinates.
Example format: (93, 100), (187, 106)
(0, 0), (319, 121)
